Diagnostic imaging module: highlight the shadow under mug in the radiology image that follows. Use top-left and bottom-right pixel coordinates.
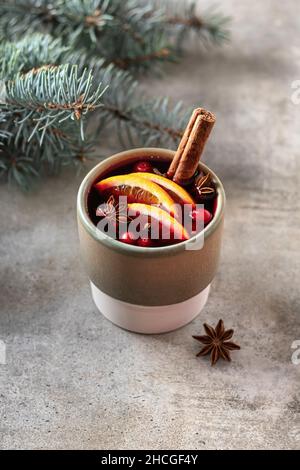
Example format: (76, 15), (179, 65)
(77, 148), (225, 334)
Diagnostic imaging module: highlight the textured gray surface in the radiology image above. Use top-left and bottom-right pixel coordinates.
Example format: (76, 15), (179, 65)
(0, 0), (300, 450)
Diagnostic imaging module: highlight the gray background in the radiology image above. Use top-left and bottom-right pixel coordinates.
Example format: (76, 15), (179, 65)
(0, 0), (300, 449)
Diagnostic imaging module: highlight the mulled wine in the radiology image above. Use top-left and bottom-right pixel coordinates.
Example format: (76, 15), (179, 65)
(87, 155), (217, 247)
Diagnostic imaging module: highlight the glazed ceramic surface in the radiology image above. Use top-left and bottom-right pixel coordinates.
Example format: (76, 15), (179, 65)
(77, 148), (225, 306)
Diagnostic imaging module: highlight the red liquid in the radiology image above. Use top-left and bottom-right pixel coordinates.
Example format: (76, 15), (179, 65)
(87, 157), (217, 247)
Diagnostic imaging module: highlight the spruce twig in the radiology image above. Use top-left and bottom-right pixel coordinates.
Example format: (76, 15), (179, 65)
(0, 1), (230, 189)
(0, 1), (230, 72)
(4, 64), (107, 142)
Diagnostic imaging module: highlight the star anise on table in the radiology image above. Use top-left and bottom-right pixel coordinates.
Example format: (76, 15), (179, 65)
(193, 319), (240, 366)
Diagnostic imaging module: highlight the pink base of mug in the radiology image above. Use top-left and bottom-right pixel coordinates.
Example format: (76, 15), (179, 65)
(90, 282), (211, 334)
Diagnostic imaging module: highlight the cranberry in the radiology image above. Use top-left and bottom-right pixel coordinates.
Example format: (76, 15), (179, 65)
(133, 161), (153, 173)
(190, 208), (212, 226)
(137, 237), (153, 248)
(119, 231), (137, 245)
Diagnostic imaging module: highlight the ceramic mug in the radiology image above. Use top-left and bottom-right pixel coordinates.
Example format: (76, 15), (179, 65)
(77, 148), (225, 334)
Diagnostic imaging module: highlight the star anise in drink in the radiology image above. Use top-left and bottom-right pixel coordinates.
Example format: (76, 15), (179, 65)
(193, 172), (216, 202)
(96, 195), (129, 223)
(193, 319), (240, 366)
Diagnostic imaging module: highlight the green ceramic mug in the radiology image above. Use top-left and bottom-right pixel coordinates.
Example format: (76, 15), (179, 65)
(77, 148), (225, 333)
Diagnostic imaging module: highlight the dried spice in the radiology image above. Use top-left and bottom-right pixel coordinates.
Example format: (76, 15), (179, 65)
(193, 172), (216, 202)
(167, 107), (216, 185)
(96, 195), (129, 223)
(193, 319), (240, 366)
(153, 167), (166, 177)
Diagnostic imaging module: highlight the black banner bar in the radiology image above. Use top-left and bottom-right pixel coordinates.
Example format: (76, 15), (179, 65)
(0, 450), (297, 465)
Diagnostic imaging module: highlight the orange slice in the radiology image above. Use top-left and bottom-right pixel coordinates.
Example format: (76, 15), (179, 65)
(95, 174), (179, 218)
(128, 203), (189, 241)
(131, 172), (195, 206)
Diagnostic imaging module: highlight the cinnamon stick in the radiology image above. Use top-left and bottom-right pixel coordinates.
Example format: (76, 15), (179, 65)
(168, 108), (216, 185)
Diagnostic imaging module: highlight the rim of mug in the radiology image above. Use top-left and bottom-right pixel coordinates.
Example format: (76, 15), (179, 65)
(77, 148), (226, 256)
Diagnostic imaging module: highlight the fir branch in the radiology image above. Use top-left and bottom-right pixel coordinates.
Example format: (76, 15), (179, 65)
(0, 34), (69, 80)
(14, 34), (69, 73)
(0, 0), (59, 39)
(81, 62), (190, 147)
(0, 59), (107, 188)
(164, 2), (231, 49)
(0, 45), (21, 81)
(101, 100), (185, 145)
(0, 1), (230, 189)
(0, 123), (42, 189)
(112, 46), (172, 70)
(0, 1), (230, 73)
(106, 1), (171, 71)
(4, 64), (108, 142)
(63, 51), (189, 146)
(0, 1), (120, 42)
(0, 111), (12, 143)
(0, 111), (96, 188)
(54, 0), (119, 44)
